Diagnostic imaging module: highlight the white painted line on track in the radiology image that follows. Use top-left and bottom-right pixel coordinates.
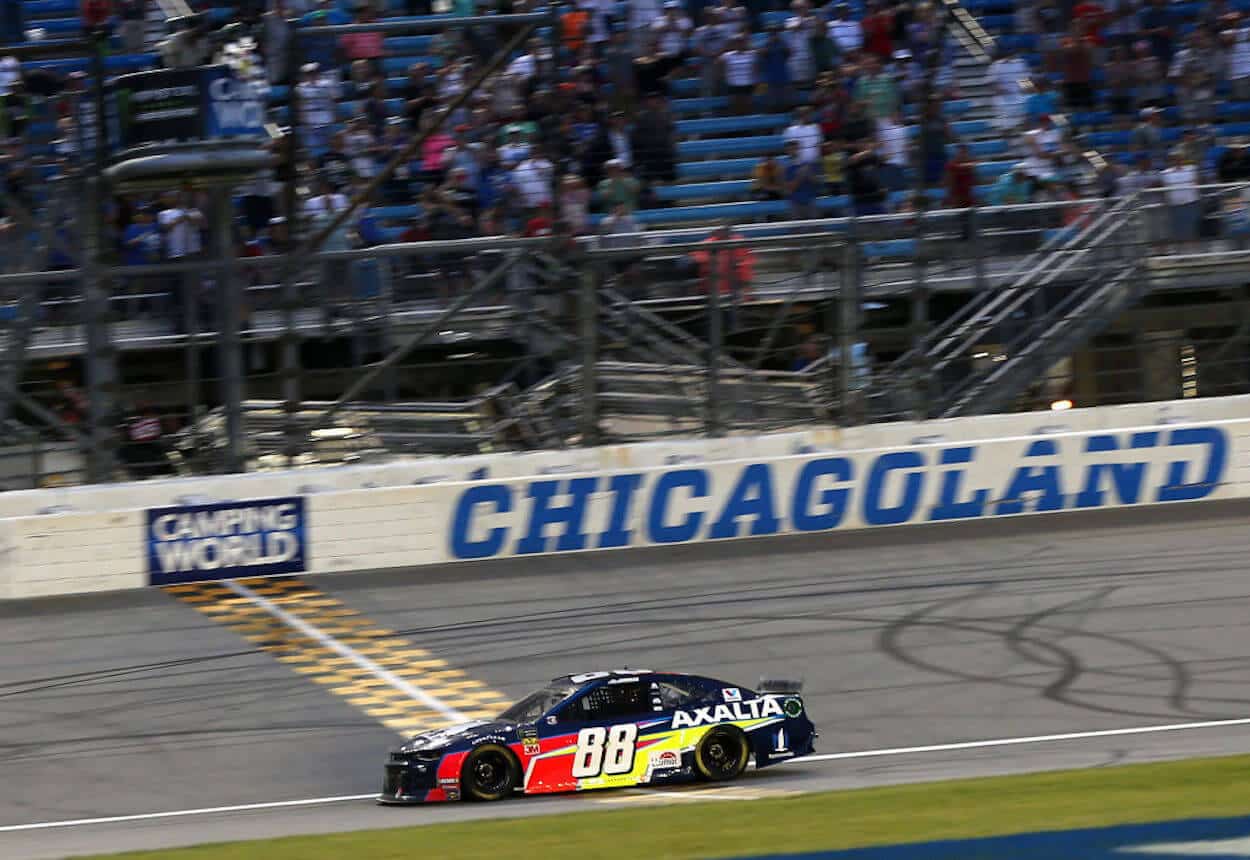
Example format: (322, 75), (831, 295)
(6, 715), (1250, 834)
(0, 795), (377, 833)
(223, 579), (471, 724)
(787, 716), (1250, 764)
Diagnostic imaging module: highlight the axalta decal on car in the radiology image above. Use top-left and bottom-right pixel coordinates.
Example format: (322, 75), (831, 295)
(670, 696), (798, 728)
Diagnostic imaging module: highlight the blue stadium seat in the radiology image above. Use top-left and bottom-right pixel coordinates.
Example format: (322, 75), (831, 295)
(675, 115), (791, 136)
(678, 158), (761, 179)
(654, 180), (751, 201)
(678, 135), (785, 158)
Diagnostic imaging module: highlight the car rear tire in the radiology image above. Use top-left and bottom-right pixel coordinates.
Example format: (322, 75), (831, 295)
(461, 744), (519, 802)
(694, 726), (749, 782)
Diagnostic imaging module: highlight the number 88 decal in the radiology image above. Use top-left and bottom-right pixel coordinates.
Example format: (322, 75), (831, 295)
(572, 724), (638, 777)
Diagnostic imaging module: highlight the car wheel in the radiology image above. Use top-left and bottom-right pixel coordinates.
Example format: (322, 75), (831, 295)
(461, 744), (519, 802)
(694, 726), (749, 782)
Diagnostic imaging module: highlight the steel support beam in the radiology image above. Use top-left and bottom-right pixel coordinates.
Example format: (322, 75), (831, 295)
(579, 262), (599, 447)
(211, 187), (246, 473)
(311, 250), (523, 428)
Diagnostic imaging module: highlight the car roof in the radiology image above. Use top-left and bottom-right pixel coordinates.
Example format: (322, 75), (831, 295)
(551, 669), (673, 685)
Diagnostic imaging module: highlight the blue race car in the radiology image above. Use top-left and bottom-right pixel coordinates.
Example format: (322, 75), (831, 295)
(380, 669), (817, 803)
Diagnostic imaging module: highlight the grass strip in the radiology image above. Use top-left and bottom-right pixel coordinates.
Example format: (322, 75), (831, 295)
(81, 754), (1250, 860)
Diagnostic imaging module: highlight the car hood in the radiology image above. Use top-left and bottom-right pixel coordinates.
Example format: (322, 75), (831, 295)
(398, 719), (518, 753)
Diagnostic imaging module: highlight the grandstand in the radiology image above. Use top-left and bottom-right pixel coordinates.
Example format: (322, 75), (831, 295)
(0, 0), (1248, 486)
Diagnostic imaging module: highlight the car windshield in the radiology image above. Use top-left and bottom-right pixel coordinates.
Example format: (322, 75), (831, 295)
(496, 682), (579, 723)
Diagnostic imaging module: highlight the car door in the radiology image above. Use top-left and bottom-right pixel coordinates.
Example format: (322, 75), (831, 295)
(525, 678), (654, 793)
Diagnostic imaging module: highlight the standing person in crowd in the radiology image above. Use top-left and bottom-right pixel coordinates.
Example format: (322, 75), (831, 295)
(296, 62), (338, 155)
(1060, 24), (1096, 108)
(875, 109), (908, 192)
(784, 0), (820, 92)
(760, 25), (791, 112)
(597, 158), (640, 212)
(652, 1), (693, 60)
(828, 2), (862, 55)
(119, 0), (146, 54)
(1162, 151), (1201, 251)
(990, 45), (1030, 132)
(783, 105), (822, 165)
(853, 54), (900, 122)
(846, 142), (887, 216)
(783, 139), (819, 220)
(720, 33), (758, 115)
(694, 9), (730, 98)
(1230, 18), (1250, 101)
(634, 95), (677, 186)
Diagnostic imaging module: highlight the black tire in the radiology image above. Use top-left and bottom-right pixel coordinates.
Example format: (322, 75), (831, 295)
(693, 726), (749, 782)
(461, 744), (519, 802)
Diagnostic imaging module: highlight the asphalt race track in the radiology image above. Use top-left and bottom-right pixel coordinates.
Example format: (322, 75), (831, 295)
(6, 500), (1250, 859)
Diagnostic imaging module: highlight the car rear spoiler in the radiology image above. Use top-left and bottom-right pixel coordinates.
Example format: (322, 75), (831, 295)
(758, 677), (804, 694)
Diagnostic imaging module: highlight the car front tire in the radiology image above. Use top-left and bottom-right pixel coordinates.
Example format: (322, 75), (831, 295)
(693, 726), (749, 782)
(461, 744), (520, 802)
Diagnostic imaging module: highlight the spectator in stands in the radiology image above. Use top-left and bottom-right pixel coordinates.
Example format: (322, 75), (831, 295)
(1171, 32), (1220, 124)
(944, 143), (978, 227)
(634, 36), (678, 99)
(124, 403), (168, 480)
(861, 0), (894, 61)
(783, 105), (822, 164)
(262, 1), (293, 85)
(119, 0), (147, 54)
(597, 158), (640, 212)
(512, 146), (555, 211)
(653, 1), (693, 59)
(989, 164), (1033, 205)
(828, 2), (862, 56)
(916, 100), (951, 189)
(854, 54), (899, 122)
(692, 223), (754, 298)
(633, 95), (677, 185)
(785, 0), (821, 90)
(875, 110), (907, 192)
(717, 35), (757, 117)
(1133, 107), (1167, 169)
(846, 143), (886, 216)
(1139, 0), (1174, 64)
(692, 9), (728, 98)
(121, 206), (161, 315)
(158, 192), (205, 263)
(1162, 151), (1201, 250)
(1104, 45), (1134, 119)
(1132, 40), (1166, 110)
(1060, 25), (1096, 109)
(752, 153), (785, 200)
(821, 139), (844, 196)
(989, 45), (1029, 132)
(760, 25), (792, 112)
(297, 63), (339, 155)
(784, 140), (819, 219)
(558, 173), (590, 234)
(1227, 21), (1250, 102)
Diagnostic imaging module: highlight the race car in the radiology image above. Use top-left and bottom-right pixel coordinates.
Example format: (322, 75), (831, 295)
(379, 669), (816, 803)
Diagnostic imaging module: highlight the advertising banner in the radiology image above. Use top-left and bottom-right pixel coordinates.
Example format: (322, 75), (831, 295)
(108, 65), (266, 154)
(146, 497), (307, 586)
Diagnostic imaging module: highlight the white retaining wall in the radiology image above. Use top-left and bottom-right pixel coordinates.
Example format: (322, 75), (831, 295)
(0, 394), (1247, 600)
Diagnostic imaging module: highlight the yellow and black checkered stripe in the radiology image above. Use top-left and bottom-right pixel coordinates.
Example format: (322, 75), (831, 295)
(164, 576), (510, 736)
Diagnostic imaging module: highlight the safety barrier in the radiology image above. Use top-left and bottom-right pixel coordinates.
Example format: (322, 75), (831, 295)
(2, 394), (1248, 599)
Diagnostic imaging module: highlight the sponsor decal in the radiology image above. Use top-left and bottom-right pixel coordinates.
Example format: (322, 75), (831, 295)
(146, 497), (306, 586)
(448, 428), (1229, 559)
(783, 698), (804, 718)
(722, 687), (743, 702)
(519, 727), (541, 756)
(650, 749), (681, 770)
(671, 696), (785, 729)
